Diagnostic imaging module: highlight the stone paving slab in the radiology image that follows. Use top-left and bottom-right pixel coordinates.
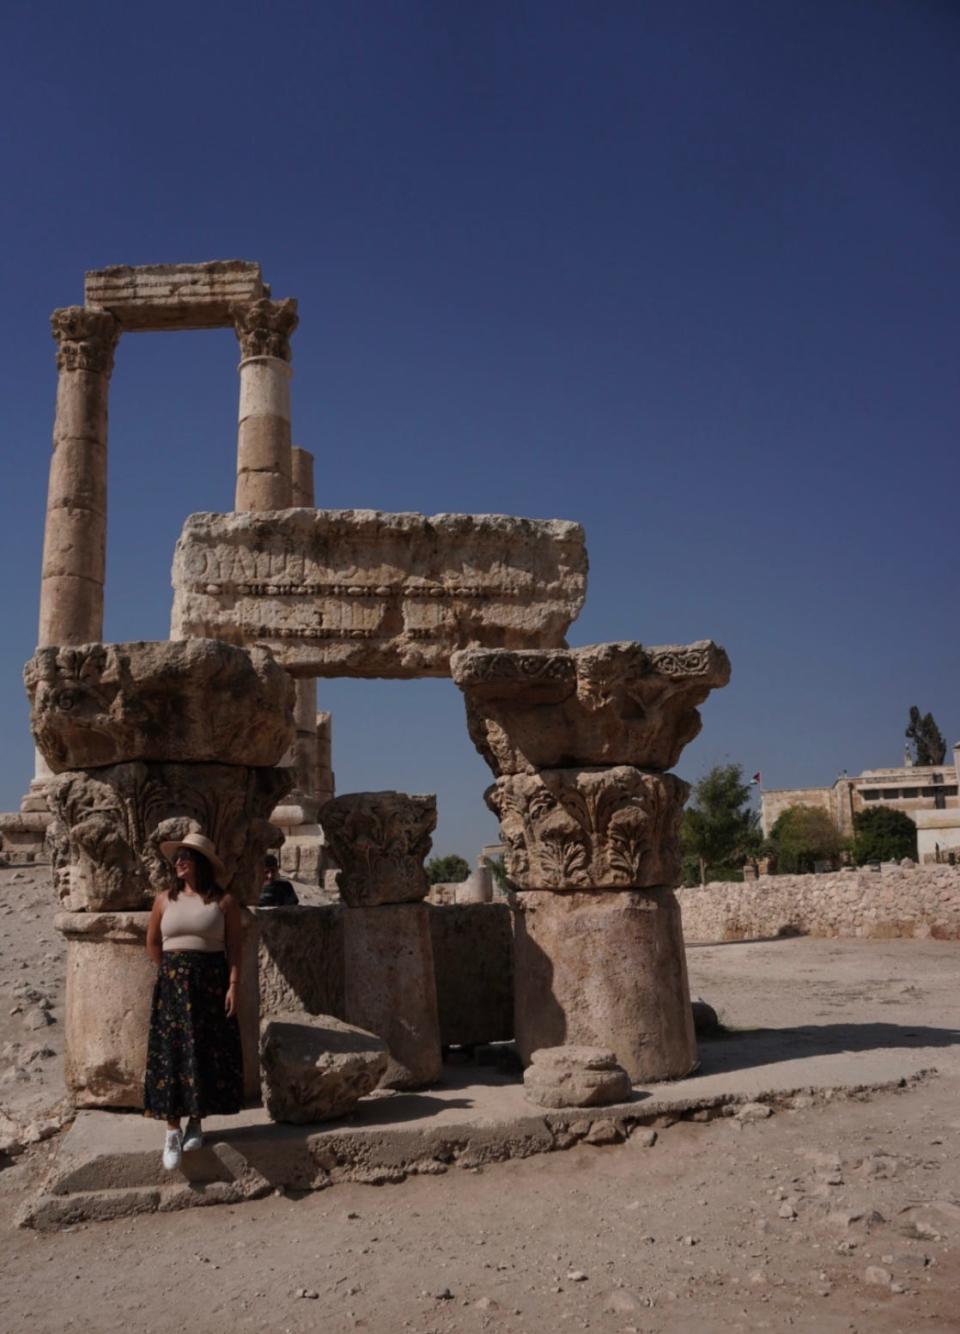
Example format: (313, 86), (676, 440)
(18, 1029), (951, 1230)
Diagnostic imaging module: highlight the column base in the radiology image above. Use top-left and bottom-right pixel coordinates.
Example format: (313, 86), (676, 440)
(512, 889), (697, 1083)
(55, 911), (261, 1109)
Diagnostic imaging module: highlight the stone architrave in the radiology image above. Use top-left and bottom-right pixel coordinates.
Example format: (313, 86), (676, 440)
(259, 1013), (388, 1123)
(319, 792), (437, 906)
(57, 909), (261, 1108)
(84, 260), (266, 331)
(342, 902), (442, 1089)
(46, 761), (291, 910)
(451, 641), (731, 775)
(485, 767), (688, 891)
(233, 297), (298, 512)
(24, 639), (294, 773)
(513, 891), (697, 1082)
(170, 510), (588, 678)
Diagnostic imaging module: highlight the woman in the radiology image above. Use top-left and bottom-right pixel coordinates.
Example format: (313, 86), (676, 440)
(144, 831), (244, 1170)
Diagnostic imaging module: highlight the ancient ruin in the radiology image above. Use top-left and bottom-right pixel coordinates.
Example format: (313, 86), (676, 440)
(452, 641), (731, 1080)
(7, 259), (738, 1220)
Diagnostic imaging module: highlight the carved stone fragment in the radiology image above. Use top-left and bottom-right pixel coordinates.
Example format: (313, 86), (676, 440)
(47, 761), (291, 910)
(25, 639), (294, 773)
(259, 1012), (388, 1124)
(452, 640), (731, 775)
(319, 792), (437, 906)
(485, 767), (688, 891)
(171, 510), (587, 678)
(523, 1046), (632, 1109)
(232, 297), (299, 361)
(50, 307), (120, 375)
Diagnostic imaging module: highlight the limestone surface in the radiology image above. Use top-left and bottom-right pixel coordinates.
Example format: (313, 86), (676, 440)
(319, 792), (437, 906)
(452, 640), (731, 775)
(513, 890), (697, 1082)
(259, 1012), (388, 1124)
(343, 902), (442, 1088)
(47, 761), (291, 909)
(523, 1046), (632, 1109)
(84, 260), (266, 331)
(171, 509), (587, 678)
(25, 639), (294, 772)
(486, 766), (688, 891)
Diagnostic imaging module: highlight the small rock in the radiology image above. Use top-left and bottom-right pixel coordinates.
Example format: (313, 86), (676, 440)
(566, 1270), (588, 1282)
(736, 1102), (772, 1123)
(633, 1128), (657, 1148)
(778, 1203), (797, 1220)
(864, 1266), (892, 1288)
(585, 1119), (623, 1146)
(433, 1288), (453, 1301)
(295, 1288), (319, 1299)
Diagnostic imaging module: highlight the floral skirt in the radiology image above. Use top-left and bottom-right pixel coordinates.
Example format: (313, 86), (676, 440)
(143, 951), (244, 1120)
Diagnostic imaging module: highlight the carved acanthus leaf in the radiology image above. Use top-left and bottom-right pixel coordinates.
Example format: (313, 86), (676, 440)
(232, 297), (299, 361)
(50, 307), (121, 375)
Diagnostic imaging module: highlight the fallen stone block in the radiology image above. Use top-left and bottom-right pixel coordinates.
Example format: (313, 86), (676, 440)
(260, 1012), (388, 1124)
(523, 1045), (632, 1109)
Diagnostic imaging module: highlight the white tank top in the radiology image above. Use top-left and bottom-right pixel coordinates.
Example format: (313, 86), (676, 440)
(161, 893), (225, 952)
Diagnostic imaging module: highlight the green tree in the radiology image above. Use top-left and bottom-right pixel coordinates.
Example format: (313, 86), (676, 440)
(425, 854), (470, 885)
(851, 807), (917, 865)
(680, 764), (761, 886)
(905, 706), (947, 766)
(487, 855), (509, 892)
(767, 805), (844, 874)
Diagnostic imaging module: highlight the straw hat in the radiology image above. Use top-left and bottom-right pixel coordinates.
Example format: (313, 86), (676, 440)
(159, 831), (228, 888)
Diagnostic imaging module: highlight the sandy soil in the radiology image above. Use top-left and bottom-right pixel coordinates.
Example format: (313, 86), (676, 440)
(1, 864), (959, 1333)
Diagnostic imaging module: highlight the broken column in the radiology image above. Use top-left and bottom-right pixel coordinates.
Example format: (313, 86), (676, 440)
(25, 638), (295, 1108)
(320, 791), (442, 1088)
(452, 641), (731, 1082)
(233, 297), (298, 511)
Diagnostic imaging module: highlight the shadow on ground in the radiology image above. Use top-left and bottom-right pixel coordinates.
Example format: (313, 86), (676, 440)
(697, 1022), (960, 1075)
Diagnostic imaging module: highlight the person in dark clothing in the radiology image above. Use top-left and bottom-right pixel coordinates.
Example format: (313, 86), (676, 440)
(258, 853), (299, 907)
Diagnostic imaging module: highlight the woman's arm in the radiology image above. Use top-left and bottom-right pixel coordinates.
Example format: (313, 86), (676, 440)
(222, 894), (242, 1017)
(145, 893), (166, 966)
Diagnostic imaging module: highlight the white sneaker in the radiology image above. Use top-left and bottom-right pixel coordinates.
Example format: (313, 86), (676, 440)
(162, 1129), (182, 1171)
(182, 1119), (203, 1152)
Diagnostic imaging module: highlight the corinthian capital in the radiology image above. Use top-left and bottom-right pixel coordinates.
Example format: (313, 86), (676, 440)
(486, 766), (689, 891)
(50, 307), (121, 375)
(232, 297), (299, 361)
(319, 791), (437, 906)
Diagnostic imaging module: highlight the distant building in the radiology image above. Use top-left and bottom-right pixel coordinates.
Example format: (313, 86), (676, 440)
(761, 744), (960, 864)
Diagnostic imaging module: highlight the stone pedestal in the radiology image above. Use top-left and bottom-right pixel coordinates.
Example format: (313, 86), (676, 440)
(512, 890), (696, 1082)
(56, 910), (261, 1108)
(321, 791), (441, 1087)
(342, 903), (441, 1089)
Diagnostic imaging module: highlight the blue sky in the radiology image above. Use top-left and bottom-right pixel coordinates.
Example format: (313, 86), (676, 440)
(1, 0), (957, 858)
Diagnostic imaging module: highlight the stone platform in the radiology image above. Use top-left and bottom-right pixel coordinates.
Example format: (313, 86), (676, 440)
(19, 1025), (948, 1230)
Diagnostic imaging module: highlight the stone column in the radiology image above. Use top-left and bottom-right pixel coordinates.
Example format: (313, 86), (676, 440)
(452, 641), (731, 1084)
(39, 307), (120, 647)
(233, 298), (298, 511)
(320, 792), (441, 1088)
(291, 445), (315, 506)
(25, 638), (296, 1109)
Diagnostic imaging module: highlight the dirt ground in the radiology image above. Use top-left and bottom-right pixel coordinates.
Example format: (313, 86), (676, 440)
(1, 864), (959, 1333)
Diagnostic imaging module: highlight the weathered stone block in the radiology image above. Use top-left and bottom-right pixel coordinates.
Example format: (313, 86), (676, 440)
(257, 905), (343, 1019)
(84, 261), (266, 331)
(259, 1013), (388, 1124)
(523, 1046), (632, 1109)
(171, 510), (587, 678)
(47, 761), (291, 909)
(513, 890), (697, 1082)
(343, 903), (441, 1088)
(486, 767), (688, 891)
(319, 792), (436, 906)
(452, 641), (731, 775)
(25, 639), (294, 773)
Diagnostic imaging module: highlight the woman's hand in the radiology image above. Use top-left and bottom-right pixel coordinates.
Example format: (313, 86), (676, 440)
(224, 982), (238, 1018)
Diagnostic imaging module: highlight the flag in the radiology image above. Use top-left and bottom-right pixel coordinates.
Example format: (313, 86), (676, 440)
(750, 772), (761, 785)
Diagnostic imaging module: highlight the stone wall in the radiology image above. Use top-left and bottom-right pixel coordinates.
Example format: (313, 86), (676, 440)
(256, 902), (514, 1046)
(677, 864), (960, 942)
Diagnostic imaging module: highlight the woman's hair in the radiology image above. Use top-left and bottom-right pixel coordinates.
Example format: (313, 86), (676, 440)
(169, 848), (222, 902)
